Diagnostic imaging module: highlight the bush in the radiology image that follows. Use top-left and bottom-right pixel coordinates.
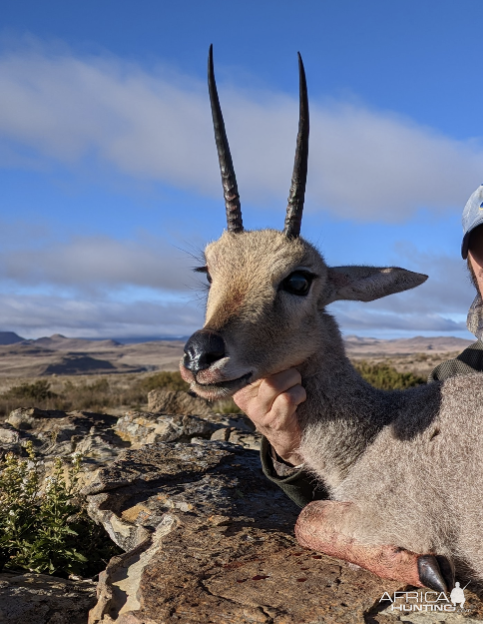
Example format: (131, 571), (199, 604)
(0, 378), (120, 416)
(354, 361), (426, 390)
(60, 378), (114, 411)
(0, 372), (196, 417)
(135, 371), (190, 393)
(0, 442), (121, 577)
(0, 381), (60, 417)
(3, 380), (57, 402)
(0, 364), (427, 418)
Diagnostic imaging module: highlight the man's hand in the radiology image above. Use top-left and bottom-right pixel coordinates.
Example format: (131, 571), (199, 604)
(233, 368), (306, 466)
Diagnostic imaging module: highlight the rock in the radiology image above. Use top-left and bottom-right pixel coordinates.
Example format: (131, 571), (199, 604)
(115, 411), (217, 445)
(84, 440), (417, 624)
(225, 428), (262, 450)
(1, 405), (258, 480)
(0, 424), (21, 455)
(0, 426), (20, 444)
(0, 570), (96, 623)
(146, 389), (214, 416)
(3, 408), (127, 472)
(7, 407), (66, 431)
(3, 404), (483, 623)
(209, 426), (231, 441)
(115, 409), (260, 451)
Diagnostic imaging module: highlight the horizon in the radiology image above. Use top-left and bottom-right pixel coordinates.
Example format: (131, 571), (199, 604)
(0, 329), (474, 346)
(1, 1), (482, 341)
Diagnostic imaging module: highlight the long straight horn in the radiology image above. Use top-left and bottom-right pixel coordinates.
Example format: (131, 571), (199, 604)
(208, 45), (243, 234)
(283, 53), (309, 239)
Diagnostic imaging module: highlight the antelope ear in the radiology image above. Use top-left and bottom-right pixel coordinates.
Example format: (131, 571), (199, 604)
(324, 266), (428, 305)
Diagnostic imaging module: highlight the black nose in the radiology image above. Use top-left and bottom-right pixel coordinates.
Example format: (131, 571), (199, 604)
(183, 330), (226, 374)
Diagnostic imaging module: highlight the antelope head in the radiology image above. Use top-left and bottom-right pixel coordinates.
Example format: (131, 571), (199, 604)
(180, 47), (427, 400)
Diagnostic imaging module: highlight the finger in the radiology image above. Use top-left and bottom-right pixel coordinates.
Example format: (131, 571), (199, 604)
(257, 368), (302, 410)
(284, 384), (307, 407)
(233, 378), (262, 410)
(269, 387), (305, 427)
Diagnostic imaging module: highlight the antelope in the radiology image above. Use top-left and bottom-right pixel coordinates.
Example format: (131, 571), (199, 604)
(180, 46), (482, 591)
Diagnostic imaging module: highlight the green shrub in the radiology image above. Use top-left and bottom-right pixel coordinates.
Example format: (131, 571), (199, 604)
(3, 380), (57, 402)
(354, 361), (426, 390)
(0, 442), (120, 577)
(60, 378), (114, 411)
(135, 371), (190, 393)
(0, 372), (196, 417)
(0, 378), (117, 416)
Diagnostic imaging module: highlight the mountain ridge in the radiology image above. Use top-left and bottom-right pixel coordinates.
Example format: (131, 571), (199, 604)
(0, 332), (474, 377)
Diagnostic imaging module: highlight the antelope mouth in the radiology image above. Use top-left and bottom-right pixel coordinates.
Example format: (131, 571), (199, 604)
(192, 372), (252, 400)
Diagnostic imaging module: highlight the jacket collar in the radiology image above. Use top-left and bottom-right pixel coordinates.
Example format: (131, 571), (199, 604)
(467, 293), (483, 340)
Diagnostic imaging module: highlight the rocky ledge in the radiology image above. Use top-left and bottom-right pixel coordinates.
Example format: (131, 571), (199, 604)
(1, 390), (483, 623)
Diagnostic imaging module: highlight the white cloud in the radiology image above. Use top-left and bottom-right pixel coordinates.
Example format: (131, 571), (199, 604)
(1, 288), (471, 341)
(330, 247), (476, 338)
(0, 41), (480, 340)
(0, 244), (474, 339)
(334, 308), (468, 334)
(376, 246), (474, 316)
(0, 223), (474, 338)
(0, 233), (201, 292)
(0, 44), (483, 221)
(0, 293), (203, 339)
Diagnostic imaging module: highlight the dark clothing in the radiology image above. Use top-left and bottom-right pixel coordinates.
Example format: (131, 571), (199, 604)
(260, 340), (483, 508)
(428, 339), (483, 382)
(260, 437), (328, 508)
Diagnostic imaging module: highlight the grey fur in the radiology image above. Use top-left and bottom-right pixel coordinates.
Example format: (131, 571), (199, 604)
(185, 228), (483, 580)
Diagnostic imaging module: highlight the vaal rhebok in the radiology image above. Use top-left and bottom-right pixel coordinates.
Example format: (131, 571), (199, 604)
(181, 46), (479, 591)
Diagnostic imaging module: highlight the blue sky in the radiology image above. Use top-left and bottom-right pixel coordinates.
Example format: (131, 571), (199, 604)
(0, 0), (482, 340)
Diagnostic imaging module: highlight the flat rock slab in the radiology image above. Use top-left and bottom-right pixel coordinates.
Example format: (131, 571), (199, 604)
(116, 408), (257, 449)
(1, 408), (128, 486)
(0, 570), (97, 623)
(84, 440), (423, 624)
(146, 389), (214, 417)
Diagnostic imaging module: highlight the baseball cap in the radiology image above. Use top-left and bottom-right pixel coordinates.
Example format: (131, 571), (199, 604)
(462, 184), (483, 259)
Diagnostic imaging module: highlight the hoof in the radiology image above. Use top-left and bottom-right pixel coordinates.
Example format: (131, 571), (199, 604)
(418, 555), (453, 592)
(436, 555), (455, 589)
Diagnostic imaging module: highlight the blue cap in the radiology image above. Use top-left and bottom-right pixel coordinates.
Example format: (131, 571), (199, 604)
(462, 184), (483, 259)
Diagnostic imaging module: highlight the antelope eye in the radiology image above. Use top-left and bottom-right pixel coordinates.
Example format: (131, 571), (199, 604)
(280, 271), (314, 296)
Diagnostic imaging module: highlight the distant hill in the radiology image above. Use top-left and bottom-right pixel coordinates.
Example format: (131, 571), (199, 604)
(0, 331), (25, 345)
(344, 335), (473, 356)
(0, 332), (475, 378)
(0, 334), (183, 377)
(32, 334), (121, 351)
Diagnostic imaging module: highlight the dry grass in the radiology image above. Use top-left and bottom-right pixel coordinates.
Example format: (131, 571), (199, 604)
(353, 360), (426, 390)
(350, 352), (460, 378)
(0, 356), (450, 418)
(0, 371), (240, 418)
(0, 371), (190, 418)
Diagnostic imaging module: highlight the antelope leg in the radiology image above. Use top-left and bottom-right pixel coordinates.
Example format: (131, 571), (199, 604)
(295, 500), (452, 591)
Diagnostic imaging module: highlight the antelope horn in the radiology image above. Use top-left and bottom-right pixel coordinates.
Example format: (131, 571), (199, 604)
(283, 53), (309, 239)
(208, 45), (243, 234)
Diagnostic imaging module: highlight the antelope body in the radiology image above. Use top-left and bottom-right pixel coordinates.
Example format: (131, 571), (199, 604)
(181, 48), (482, 590)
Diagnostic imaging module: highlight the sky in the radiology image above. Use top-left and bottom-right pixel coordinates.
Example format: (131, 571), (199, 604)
(0, 0), (482, 341)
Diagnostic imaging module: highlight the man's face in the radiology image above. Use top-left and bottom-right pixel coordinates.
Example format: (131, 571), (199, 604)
(468, 225), (483, 295)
